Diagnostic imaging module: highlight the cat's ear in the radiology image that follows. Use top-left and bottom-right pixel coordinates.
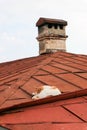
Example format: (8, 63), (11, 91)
(37, 87), (43, 93)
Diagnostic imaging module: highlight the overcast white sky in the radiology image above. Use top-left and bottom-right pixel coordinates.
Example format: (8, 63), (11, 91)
(0, 0), (87, 63)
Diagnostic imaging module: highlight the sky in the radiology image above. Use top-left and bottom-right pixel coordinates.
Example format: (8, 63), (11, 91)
(0, 0), (87, 63)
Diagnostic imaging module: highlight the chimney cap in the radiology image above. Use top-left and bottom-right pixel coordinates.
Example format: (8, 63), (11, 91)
(36, 17), (67, 27)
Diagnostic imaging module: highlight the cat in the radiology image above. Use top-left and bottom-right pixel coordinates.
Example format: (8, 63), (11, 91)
(32, 85), (61, 100)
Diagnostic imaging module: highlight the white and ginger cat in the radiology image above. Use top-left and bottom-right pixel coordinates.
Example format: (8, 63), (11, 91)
(32, 85), (61, 100)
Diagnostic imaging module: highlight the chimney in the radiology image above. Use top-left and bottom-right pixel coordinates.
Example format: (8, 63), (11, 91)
(36, 17), (68, 55)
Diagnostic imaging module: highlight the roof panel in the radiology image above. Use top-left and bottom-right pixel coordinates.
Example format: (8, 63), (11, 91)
(0, 92), (87, 129)
(0, 51), (87, 129)
(56, 73), (87, 89)
(83, 96), (87, 99)
(8, 89), (31, 100)
(21, 77), (44, 95)
(42, 65), (67, 74)
(33, 75), (80, 92)
(50, 61), (81, 72)
(0, 106), (82, 124)
(71, 55), (87, 62)
(5, 123), (87, 130)
(67, 62), (87, 71)
(34, 69), (49, 75)
(0, 85), (8, 92)
(23, 97), (86, 110)
(58, 56), (87, 65)
(53, 58), (72, 64)
(0, 98), (30, 110)
(64, 102), (87, 121)
(0, 70), (31, 86)
(52, 51), (77, 58)
(0, 86), (13, 106)
(76, 72), (87, 79)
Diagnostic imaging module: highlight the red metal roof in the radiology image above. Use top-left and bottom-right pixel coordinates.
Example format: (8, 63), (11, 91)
(1, 93), (87, 130)
(0, 51), (87, 129)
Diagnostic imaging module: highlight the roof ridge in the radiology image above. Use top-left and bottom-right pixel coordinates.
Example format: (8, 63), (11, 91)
(1, 88), (87, 114)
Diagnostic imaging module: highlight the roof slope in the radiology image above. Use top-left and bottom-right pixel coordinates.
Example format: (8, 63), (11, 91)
(1, 91), (87, 130)
(0, 51), (87, 129)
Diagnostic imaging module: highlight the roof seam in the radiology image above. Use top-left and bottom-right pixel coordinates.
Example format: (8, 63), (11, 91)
(41, 68), (70, 75)
(8, 98), (27, 100)
(72, 73), (87, 80)
(0, 71), (30, 85)
(20, 87), (33, 97)
(1, 88), (87, 113)
(47, 63), (72, 73)
(52, 60), (86, 72)
(57, 56), (87, 66)
(51, 73), (83, 90)
(52, 52), (77, 58)
(0, 68), (41, 107)
(69, 57), (87, 65)
(60, 100), (87, 106)
(49, 63), (72, 73)
(56, 72), (87, 88)
(33, 73), (82, 90)
(77, 55), (87, 61)
(62, 105), (86, 122)
(32, 76), (47, 85)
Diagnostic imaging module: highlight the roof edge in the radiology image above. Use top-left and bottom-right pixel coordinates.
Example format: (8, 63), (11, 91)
(1, 88), (87, 114)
